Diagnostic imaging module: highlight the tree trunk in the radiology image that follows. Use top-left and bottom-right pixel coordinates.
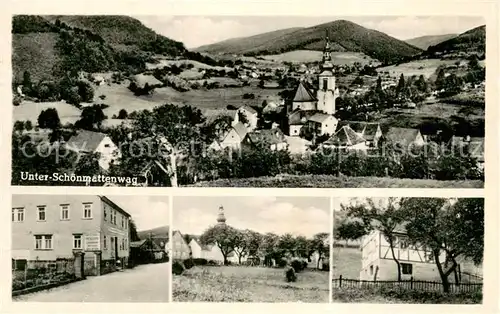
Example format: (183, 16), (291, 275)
(316, 253), (322, 270)
(388, 237), (402, 281)
(169, 152), (178, 187)
(238, 255), (242, 265)
(433, 249), (451, 293)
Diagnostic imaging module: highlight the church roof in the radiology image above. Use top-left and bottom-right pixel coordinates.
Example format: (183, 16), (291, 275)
(319, 70), (334, 76)
(288, 110), (318, 126)
(308, 113), (334, 124)
(293, 82), (317, 102)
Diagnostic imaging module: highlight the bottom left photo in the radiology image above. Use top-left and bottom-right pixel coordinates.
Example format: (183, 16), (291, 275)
(11, 194), (170, 303)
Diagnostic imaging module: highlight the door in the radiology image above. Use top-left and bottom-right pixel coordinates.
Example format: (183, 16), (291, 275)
(114, 237), (119, 260)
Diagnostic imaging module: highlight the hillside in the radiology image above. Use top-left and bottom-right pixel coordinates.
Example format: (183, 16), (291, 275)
(426, 25), (485, 56)
(405, 33), (457, 50)
(196, 20), (422, 64)
(138, 225), (169, 239)
(11, 15), (186, 82)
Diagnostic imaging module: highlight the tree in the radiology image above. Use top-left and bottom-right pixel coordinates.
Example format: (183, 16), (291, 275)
(74, 152), (101, 179)
(396, 74), (405, 95)
(117, 109), (128, 119)
(375, 76), (383, 94)
(24, 120), (33, 131)
(13, 121), (25, 133)
(37, 108), (61, 130)
(335, 220), (367, 247)
(260, 232), (281, 266)
(232, 229), (260, 264)
(415, 75), (428, 93)
(75, 105), (106, 130)
(200, 225), (238, 265)
(435, 68), (446, 91)
(399, 197), (484, 292)
(343, 198), (405, 281)
(129, 219), (141, 241)
(77, 81), (95, 103)
(310, 232), (329, 269)
(22, 71), (32, 92)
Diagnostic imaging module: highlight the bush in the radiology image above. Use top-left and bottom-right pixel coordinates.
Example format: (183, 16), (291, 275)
(192, 258), (208, 265)
(207, 260), (218, 266)
(183, 258), (194, 270)
(117, 109), (128, 119)
(172, 261), (185, 275)
(284, 266), (297, 282)
(291, 259), (304, 273)
(242, 93), (255, 99)
(277, 259), (287, 268)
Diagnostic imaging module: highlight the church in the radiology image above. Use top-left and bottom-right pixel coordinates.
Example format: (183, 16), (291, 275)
(288, 36), (340, 137)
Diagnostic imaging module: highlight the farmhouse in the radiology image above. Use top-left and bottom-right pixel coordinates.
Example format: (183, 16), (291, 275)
(359, 226), (482, 283)
(342, 121), (383, 148)
(210, 122), (248, 151)
(65, 130), (120, 170)
(233, 105), (259, 131)
(322, 125), (368, 151)
(170, 230), (191, 260)
(11, 195), (131, 276)
(384, 127), (425, 147)
(288, 36), (339, 137)
(243, 128), (288, 151)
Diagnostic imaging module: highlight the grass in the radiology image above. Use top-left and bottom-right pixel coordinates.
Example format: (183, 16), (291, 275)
(173, 265), (329, 302)
(260, 51), (377, 65)
(190, 175), (484, 188)
(377, 59), (459, 78)
(332, 247), (362, 279)
(332, 286), (482, 304)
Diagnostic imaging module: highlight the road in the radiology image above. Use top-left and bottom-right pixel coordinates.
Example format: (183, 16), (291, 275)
(14, 262), (170, 302)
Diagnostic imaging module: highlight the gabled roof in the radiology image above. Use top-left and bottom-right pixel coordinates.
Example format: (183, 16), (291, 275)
(190, 238), (213, 251)
(130, 239), (147, 248)
(245, 128), (287, 146)
(232, 122), (249, 139)
(66, 130), (109, 152)
(341, 121), (381, 141)
(239, 105), (258, 115)
(324, 125), (366, 147)
(288, 110), (317, 125)
(293, 81), (316, 102)
(385, 127), (421, 145)
(308, 113), (334, 124)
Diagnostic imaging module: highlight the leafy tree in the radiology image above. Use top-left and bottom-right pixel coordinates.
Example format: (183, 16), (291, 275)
(343, 198), (405, 281)
(129, 219), (141, 241)
(415, 75), (428, 93)
(22, 71), (32, 91)
(117, 109), (128, 119)
(74, 152), (101, 178)
(435, 68), (446, 90)
(200, 224), (238, 265)
(375, 76), (383, 94)
(310, 232), (329, 269)
(24, 120), (33, 131)
(77, 81), (95, 102)
(335, 220), (367, 246)
(37, 108), (61, 130)
(396, 74), (405, 95)
(399, 197), (484, 292)
(13, 121), (25, 133)
(75, 105), (107, 130)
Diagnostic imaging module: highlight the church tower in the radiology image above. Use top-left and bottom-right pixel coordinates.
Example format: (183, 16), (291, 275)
(217, 205), (226, 226)
(316, 31), (339, 115)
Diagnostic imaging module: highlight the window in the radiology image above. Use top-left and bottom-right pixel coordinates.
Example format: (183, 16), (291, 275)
(104, 144), (110, 148)
(104, 236), (107, 250)
(400, 238), (409, 250)
(370, 265), (374, 275)
(323, 78), (328, 91)
(60, 204), (70, 220)
(401, 263), (413, 275)
(121, 216), (124, 228)
(37, 206), (46, 221)
(35, 235), (53, 250)
(12, 208), (24, 222)
(104, 209), (107, 221)
(83, 203), (92, 219)
(73, 234), (82, 249)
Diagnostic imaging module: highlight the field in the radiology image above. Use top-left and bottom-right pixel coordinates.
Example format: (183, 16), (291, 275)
(172, 265), (329, 302)
(332, 247), (361, 279)
(190, 175), (484, 188)
(260, 51), (377, 65)
(377, 58), (459, 78)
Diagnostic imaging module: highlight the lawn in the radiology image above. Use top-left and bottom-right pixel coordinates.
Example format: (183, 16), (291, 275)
(261, 51), (377, 65)
(172, 265), (329, 302)
(377, 58), (459, 78)
(332, 247), (362, 280)
(190, 175), (484, 188)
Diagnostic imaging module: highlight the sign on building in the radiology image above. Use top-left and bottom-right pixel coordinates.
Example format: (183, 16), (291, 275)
(85, 234), (101, 251)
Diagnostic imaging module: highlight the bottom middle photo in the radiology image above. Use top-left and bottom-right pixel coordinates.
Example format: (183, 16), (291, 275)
(171, 196), (331, 303)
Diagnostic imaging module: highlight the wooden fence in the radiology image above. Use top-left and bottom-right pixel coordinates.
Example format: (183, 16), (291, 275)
(332, 275), (483, 293)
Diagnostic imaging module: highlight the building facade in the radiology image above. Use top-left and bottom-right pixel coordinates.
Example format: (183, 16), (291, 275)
(12, 195), (131, 276)
(170, 230), (191, 260)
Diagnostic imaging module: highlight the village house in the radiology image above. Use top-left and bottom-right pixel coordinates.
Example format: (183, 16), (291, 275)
(233, 105), (259, 131)
(305, 112), (339, 136)
(11, 195), (131, 276)
(130, 238), (165, 264)
(359, 226), (482, 283)
(345, 121), (383, 148)
(243, 128), (288, 151)
(321, 125), (368, 151)
(170, 230), (191, 260)
(65, 130), (120, 170)
(384, 127), (426, 148)
(209, 122), (248, 151)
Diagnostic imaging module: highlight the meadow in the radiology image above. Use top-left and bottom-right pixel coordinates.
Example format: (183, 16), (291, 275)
(190, 175), (484, 188)
(260, 51), (377, 65)
(172, 265), (329, 303)
(332, 246), (362, 280)
(377, 58), (459, 78)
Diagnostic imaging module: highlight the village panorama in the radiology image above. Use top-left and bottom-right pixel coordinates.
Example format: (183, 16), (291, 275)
(12, 15), (486, 187)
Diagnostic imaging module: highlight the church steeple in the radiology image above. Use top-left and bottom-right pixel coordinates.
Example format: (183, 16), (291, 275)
(217, 205), (226, 225)
(322, 30), (333, 70)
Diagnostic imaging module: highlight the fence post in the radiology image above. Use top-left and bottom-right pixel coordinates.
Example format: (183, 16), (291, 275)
(339, 275), (342, 288)
(410, 276), (413, 289)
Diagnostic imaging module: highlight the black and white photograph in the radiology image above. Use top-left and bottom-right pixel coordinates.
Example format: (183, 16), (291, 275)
(11, 194), (170, 302)
(332, 197), (483, 303)
(171, 196), (330, 302)
(11, 15), (485, 188)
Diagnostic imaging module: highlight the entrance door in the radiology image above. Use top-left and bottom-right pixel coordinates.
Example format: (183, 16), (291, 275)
(114, 237), (119, 260)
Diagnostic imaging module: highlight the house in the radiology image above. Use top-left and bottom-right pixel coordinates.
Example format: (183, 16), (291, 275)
(233, 105), (259, 131)
(131, 74), (163, 89)
(305, 113), (339, 136)
(359, 226), (482, 282)
(65, 130), (120, 170)
(384, 127), (425, 148)
(130, 238), (165, 264)
(322, 125), (368, 151)
(288, 110), (318, 136)
(210, 122), (248, 151)
(243, 128), (288, 151)
(344, 122), (383, 148)
(189, 238), (224, 264)
(12, 195), (131, 276)
(170, 230), (191, 260)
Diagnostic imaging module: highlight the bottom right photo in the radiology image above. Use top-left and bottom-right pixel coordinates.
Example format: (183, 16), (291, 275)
(332, 197), (483, 304)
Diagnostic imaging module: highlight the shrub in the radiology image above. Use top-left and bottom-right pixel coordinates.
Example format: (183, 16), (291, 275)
(284, 266), (297, 282)
(207, 260), (218, 266)
(172, 261), (185, 275)
(277, 258), (287, 268)
(183, 258), (194, 270)
(242, 93), (255, 99)
(301, 261), (308, 270)
(117, 109), (128, 119)
(192, 258), (208, 266)
(291, 259), (304, 273)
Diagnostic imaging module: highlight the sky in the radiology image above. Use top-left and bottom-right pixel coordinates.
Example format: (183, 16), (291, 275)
(135, 16), (485, 49)
(108, 196), (169, 232)
(173, 196), (330, 238)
